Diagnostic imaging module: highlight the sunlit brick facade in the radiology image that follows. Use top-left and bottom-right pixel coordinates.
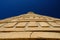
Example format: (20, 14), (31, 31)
(0, 12), (60, 40)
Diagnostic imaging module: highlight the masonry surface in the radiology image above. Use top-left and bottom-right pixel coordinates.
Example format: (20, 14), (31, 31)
(0, 12), (60, 40)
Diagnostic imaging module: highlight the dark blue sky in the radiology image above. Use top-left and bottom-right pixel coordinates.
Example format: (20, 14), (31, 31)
(0, 0), (60, 19)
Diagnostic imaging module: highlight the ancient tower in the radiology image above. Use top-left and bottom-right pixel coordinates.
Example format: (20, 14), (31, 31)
(0, 12), (60, 40)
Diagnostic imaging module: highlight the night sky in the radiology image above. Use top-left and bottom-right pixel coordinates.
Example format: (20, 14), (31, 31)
(0, 0), (60, 19)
